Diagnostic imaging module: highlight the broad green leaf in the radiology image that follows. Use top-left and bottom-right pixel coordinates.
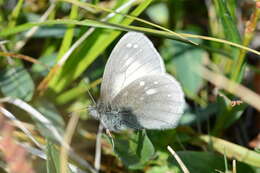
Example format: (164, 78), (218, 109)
(148, 151), (259, 173)
(147, 130), (183, 151)
(169, 151), (225, 173)
(212, 94), (247, 135)
(161, 37), (206, 98)
(31, 53), (57, 77)
(179, 103), (218, 125)
(114, 130), (155, 169)
(0, 65), (35, 101)
(236, 162), (260, 173)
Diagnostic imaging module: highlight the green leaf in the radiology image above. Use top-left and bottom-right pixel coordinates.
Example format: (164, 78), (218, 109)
(114, 130), (155, 169)
(161, 37), (206, 98)
(179, 103), (218, 125)
(0, 65), (35, 101)
(168, 151), (225, 173)
(237, 162), (260, 173)
(212, 94), (247, 135)
(147, 165), (180, 173)
(147, 130), (180, 151)
(31, 53), (57, 77)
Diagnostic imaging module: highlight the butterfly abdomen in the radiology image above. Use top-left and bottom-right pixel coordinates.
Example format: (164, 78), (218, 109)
(100, 106), (143, 131)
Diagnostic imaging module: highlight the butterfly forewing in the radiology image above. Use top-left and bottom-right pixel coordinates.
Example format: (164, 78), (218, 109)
(100, 32), (165, 104)
(111, 74), (185, 129)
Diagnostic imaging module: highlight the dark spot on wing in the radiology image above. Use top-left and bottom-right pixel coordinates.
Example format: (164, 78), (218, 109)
(119, 107), (144, 130)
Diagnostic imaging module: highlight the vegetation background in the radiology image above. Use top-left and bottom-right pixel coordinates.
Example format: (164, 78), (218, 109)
(0, 0), (260, 172)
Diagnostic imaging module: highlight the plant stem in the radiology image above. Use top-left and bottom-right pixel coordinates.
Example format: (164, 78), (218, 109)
(231, 1), (260, 82)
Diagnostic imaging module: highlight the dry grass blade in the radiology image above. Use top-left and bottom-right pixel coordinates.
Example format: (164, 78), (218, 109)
(14, 2), (56, 51)
(60, 114), (80, 173)
(199, 66), (260, 112)
(167, 146), (190, 173)
(0, 51), (49, 69)
(0, 97), (64, 143)
(0, 107), (42, 149)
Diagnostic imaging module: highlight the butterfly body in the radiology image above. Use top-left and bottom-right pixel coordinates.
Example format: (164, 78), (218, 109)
(89, 32), (185, 131)
(89, 102), (142, 131)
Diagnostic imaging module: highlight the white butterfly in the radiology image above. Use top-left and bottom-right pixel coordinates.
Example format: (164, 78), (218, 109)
(89, 32), (185, 131)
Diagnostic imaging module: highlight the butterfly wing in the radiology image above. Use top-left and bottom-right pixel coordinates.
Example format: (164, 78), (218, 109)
(100, 32), (165, 104)
(111, 74), (185, 129)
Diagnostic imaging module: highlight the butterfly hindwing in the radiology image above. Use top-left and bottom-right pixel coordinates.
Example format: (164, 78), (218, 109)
(111, 74), (185, 129)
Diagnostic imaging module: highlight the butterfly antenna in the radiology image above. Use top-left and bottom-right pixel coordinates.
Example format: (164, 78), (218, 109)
(87, 89), (96, 106)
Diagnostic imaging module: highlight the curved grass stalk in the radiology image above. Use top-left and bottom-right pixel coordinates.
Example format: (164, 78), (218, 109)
(59, 0), (197, 46)
(1, 19), (259, 56)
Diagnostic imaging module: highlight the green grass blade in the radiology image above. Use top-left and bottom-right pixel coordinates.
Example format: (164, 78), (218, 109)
(199, 135), (260, 168)
(214, 0), (241, 44)
(48, 0), (152, 92)
(56, 1), (79, 60)
(8, 0), (24, 28)
(1, 18), (260, 56)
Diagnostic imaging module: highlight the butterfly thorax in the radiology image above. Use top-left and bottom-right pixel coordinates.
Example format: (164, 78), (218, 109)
(89, 102), (142, 131)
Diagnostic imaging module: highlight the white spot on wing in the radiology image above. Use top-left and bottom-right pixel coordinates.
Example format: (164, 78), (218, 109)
(154, 81), (158, 84)
(168, 94), (171, 97)
(140, 81), (145, 86)
(123, 56), (132, 67)
(126, 43), (132, 48)
(146, 89), (157, 95)
(133, 44), (138, 48)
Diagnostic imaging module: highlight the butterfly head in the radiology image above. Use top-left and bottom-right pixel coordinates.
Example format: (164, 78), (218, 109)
(88, 105), (100, 120)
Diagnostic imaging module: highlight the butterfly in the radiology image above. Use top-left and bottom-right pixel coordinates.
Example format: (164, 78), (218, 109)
(89, 32), (185, 131)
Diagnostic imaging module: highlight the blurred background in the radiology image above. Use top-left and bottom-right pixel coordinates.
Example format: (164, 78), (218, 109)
(0, 0), (260, 172)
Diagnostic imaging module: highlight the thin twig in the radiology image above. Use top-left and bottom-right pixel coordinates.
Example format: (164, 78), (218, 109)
(0, 51), (49, 69)
(232, 160), (237, 173)
(167, 146), (190, 173)
(94, 123), (103, 171)
(14, 1), (56, 51)
(0, 44), (14, 65)
(60, 114), (80, 173)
